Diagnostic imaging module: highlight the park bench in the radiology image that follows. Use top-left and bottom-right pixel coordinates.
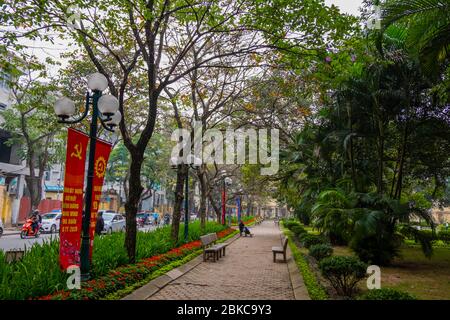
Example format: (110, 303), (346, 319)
(200, 233), (229, 262)
(255, 217), (264, 225)
(272, 237), (288, 263)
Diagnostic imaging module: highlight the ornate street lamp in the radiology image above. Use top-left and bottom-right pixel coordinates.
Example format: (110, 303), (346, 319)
(54, 72), (120, 281)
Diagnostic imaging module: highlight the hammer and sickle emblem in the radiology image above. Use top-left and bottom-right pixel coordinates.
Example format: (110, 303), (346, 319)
(71, 143), (83, 160)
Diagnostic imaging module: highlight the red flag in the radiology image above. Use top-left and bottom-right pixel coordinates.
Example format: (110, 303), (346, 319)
(88, 138), (112, 259)
(59, 128), (89, 270)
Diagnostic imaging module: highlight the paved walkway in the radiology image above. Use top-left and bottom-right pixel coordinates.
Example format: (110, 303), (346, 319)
(141, 220), (308, 300)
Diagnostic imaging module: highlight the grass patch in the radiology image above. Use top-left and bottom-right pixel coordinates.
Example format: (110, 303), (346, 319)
(332, 244), (450, 300)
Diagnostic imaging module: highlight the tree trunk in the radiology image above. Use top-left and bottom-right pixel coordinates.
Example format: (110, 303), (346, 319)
(197, 166), (208, 231)
(247, 196), (253, 217)
(394, 124), (408, 199)
(208, 192), (221, 223)
(171, 164), (187, 243)
(25, 148), (41, 211)
(377, 121), (384, 194)
(124, 151), (144, 263)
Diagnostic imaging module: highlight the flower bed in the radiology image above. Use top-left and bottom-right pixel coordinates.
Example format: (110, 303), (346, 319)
(37, 228), (236, 300)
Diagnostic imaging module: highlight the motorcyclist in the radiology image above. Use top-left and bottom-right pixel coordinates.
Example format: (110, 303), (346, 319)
(31, 210), (41, 234)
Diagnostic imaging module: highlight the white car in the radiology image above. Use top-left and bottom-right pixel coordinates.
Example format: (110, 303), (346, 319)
(40, 212), (62, 233)
(102, 212), (126, 234)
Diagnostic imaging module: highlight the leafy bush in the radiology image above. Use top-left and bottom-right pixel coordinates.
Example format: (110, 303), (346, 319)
(309, 244), (333, 261)
(319, 256), (367, 297)
(358, 288), (416, 300)
(283, 220), (301, 230)
(300, 234), (327, 248)
(350, 232), (403, 266)
(439, 230), (450, 243)
(291, 225), (307, 237)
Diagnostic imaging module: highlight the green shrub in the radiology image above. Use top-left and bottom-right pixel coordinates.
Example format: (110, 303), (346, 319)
(438, 230), (450, 243)
(350, 232), (403, 266)
(358, 288), (416, 300)
(283, 220), (301, 230)
(291, 225), (307, 237)
(309, 244), (333, 261)
(300, 234), (327, 248)
(319, 256), (367, 297)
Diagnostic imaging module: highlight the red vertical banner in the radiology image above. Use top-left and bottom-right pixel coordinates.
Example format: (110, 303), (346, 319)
(88, 138), (112, 259)
(59, 128), (89, 270)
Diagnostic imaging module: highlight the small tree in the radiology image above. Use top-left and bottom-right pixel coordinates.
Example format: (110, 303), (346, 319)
(0, 55), (63, 210)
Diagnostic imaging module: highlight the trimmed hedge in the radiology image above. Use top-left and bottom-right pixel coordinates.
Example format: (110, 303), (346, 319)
(291, 225), (307, 237)
(309, 244), (333, 261)
(358, 288), (416, 300)
(415, 229), (450, 244)
(300, 234), (327, 248)
(283, 220), (301, 230)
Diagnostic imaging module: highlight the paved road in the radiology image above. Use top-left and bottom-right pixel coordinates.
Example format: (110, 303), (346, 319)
(0, 225), (158, 252)
(0, 233), (59, 251)
(148, 221), (300, 300)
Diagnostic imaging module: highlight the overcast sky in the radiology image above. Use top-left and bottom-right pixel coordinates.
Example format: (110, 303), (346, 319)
(326, 0), (364, 15)
(21, 0), (365, 75)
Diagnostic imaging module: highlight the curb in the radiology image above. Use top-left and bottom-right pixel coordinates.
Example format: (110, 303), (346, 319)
(121, 231), (243, 300)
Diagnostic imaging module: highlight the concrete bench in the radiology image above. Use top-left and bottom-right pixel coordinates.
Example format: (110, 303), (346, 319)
(272, 237), (288, 263)
(200, 233), (229, 262)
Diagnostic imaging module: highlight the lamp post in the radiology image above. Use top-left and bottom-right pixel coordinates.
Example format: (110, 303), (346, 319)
(54, 73), (121, 281)
(236, 187), (244, 223)
(171, 155), (200, 242)
(219, 170), (232, 225)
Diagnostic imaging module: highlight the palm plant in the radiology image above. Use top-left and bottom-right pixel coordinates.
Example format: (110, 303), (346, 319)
(350, 192), (435, 265)
(381, 0), (450, 76)
(311, 189), (436, 265)
(311, 188), (355, 245)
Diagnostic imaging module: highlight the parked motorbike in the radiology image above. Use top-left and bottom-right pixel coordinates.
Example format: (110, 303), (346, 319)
(20, 218), (41, 239)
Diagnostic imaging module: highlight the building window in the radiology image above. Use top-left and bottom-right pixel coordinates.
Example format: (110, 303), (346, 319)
(0, 71), (10, 90)
(0, 130), (12, 163)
